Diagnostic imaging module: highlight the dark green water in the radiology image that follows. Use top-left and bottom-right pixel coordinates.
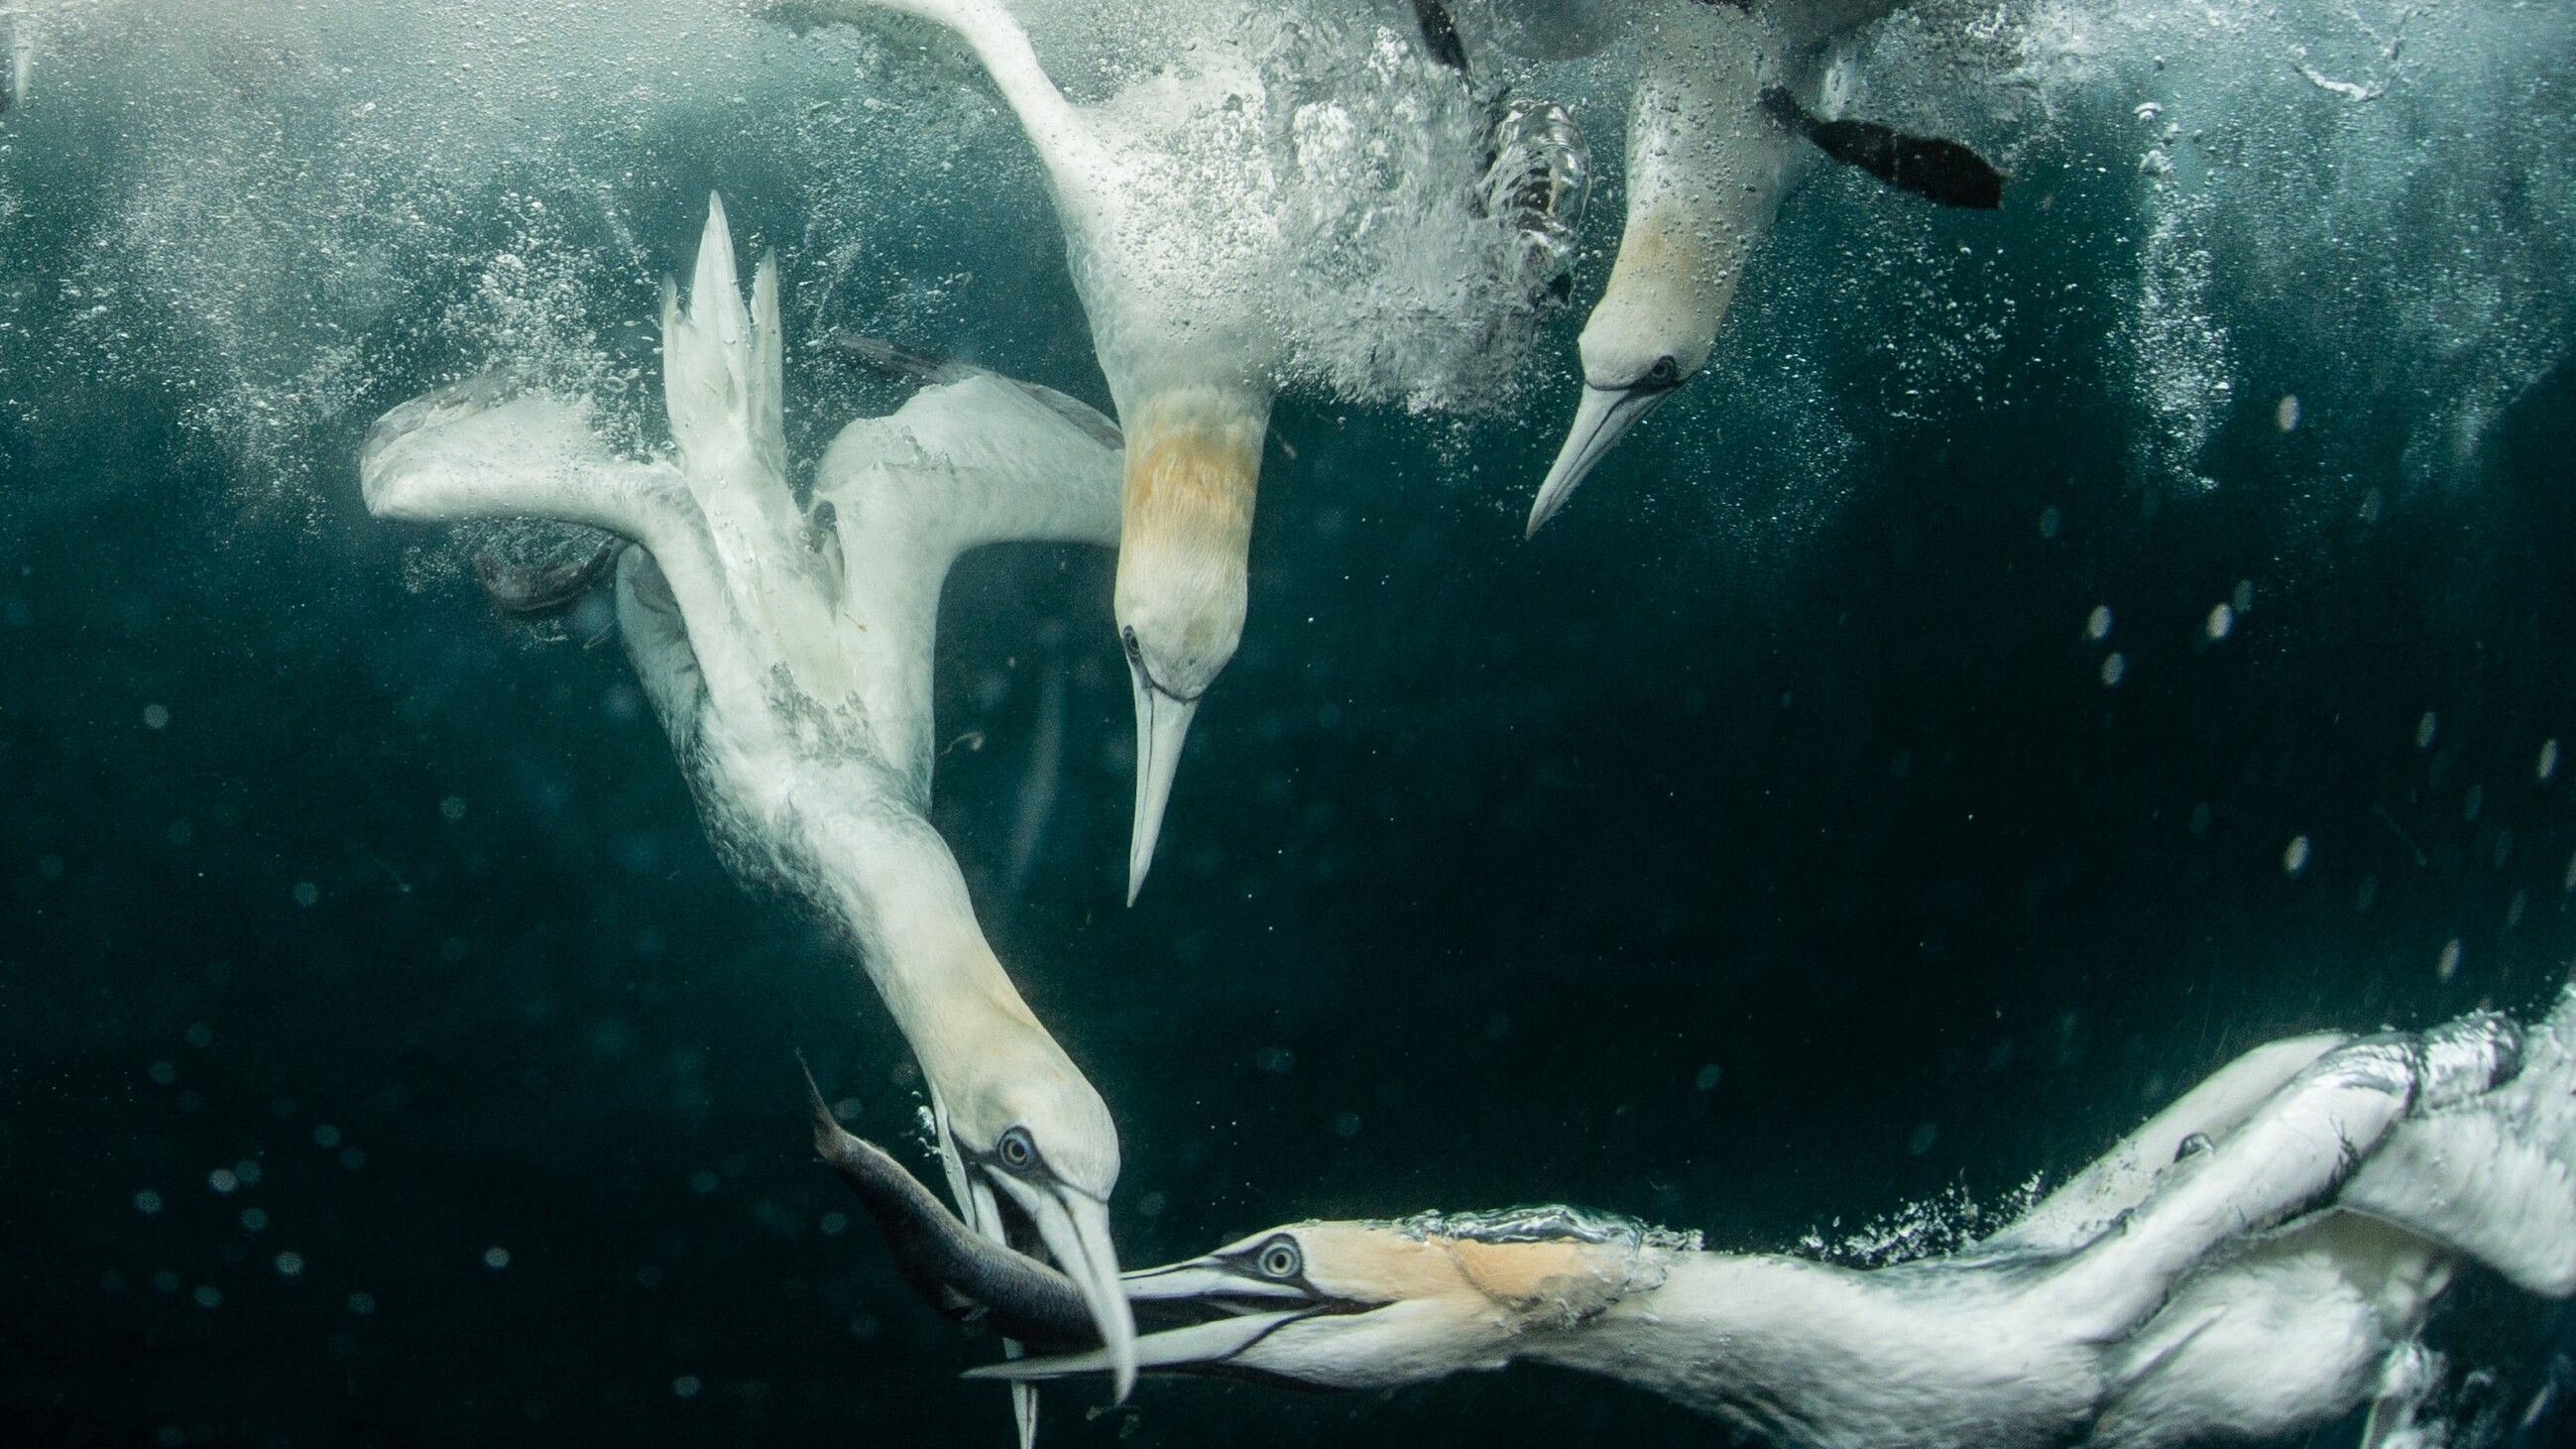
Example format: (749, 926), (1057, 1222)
(6, 3), (2576, 1445)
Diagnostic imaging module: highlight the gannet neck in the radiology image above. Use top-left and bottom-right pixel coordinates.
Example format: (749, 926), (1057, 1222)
(831, 0), (1110, 204)
(1579, 15), (1801, 388)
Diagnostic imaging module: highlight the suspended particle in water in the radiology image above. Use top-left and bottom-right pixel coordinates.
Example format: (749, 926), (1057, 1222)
(2464, 784), (2485, 822)
(208, 1168), (239, 1195)
(2508, 890), (2528, 929)
(689, 1170), (720, 1195)
(143, 703), (170, 730)
(313, 1124), (341, 1148)
(1484, 1014), (1509, 1042)
(2204, 603), (2233, 641)
(2359, 489), (2385, 525)
(818, 1212), (848, 1237)
(134, 1189), (163, 1215)
(1694, 1063), (1723, 1092)
(1139, 1191), (1169, 1219)
(2415, 712), (2438, 751)
(2232, 580), (2254, 614)
(2356, 876), (2379, 912)
(2436, 939), (2462, 982)
(2085, 605), (2113, 642)
(292, 882), (319, 907)
(348, 1291), (376, 1316)
(274, 1252), (304, 1277)
(2282, 836), (2311, 878)
(193, 1285), (222, 1309)
(184, 1024), (213, 1049)
(149, 1061), (176, 1086)
(2188, 802), (2211, 837)
(2275, 395), (2301, 432)
(672, 1376), (702, 1400)
(2038, 506), (2061, 540)
(1331, 1111), (1363, 1139)
(483, 1247), (511, 1270)
(2540, 740), (2559, 783)
(1908, 1123), (1938, 1156)
(2100, 654), (2127, 687)
(240, 1207), (267, 1232)
(439, 795), (468, 822)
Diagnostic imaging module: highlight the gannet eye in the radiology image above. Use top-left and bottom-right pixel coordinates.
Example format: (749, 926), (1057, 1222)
(1646, 355), (1680, 386)
(1254, 1236), (1303, 1280)
(996, 1126), (1036, 1170)
(1120, 625), (1143, 663)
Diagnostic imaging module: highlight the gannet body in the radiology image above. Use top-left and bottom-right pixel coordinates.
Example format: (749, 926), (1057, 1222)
(903, 991), (2576, 1448)
(789, 0), (1291, 901)
(1529, 0), (2002, 533)
(359, 196), (1142, 1403)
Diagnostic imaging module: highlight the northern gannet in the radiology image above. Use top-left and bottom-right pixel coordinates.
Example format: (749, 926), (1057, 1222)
(1527, 0), (2002, 534)
(359, 196), (1143, 1404)
(852, 992), (2576, 1447)
(784, 0), (1446, 901)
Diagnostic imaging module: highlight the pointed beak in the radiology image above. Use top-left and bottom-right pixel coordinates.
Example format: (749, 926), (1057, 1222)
(967, 1254), (1333, 1383)
(1125, 659), (1200, 906)
(1528, 382), (1676, 537)
(989, 1175), (1139, 1402)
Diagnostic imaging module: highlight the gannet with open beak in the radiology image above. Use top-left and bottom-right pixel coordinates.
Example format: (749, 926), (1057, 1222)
(359, 196), (1141, 1409)
(948, 991), (2576, 1447)
(1528, 0), (2004, 534)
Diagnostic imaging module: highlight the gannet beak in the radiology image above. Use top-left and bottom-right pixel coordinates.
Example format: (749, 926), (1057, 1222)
(1125, 659), (1200, 905)
(1528, 382), (1676, 537)
(989, 1175), (1139, 1402)
(966, 1252), (1347, 1384)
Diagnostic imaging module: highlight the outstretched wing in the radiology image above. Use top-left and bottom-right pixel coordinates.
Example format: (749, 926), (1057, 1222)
(808, 368), (1119, 795)
(2342, 985), (2576, 1298)
(359, 375), (692, 550)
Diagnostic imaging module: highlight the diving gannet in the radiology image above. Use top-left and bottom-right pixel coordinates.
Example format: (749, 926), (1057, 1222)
(359, 195), (1142, 1403)
(872, 992), (2576, 1447)
(1528, 0), (2003, 534)
(786, 0), (1424, 902)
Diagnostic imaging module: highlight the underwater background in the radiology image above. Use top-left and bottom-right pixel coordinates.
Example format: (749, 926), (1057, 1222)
(6, 1), (2576, 1444)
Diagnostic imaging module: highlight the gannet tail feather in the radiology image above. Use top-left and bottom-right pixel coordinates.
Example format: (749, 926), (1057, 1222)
(2343, 984), (2576, 1298)
(661, 194), (792, 500)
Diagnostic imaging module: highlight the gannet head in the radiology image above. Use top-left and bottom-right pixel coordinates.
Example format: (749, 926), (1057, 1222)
(931, 1033), (1139, 1400)
(1112, 388), (1264, 904)
(972, 1208), (1665, 1390)
(1529, 237), (1721, 536)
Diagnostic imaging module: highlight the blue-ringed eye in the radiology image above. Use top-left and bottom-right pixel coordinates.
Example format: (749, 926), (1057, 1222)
(997, 1127), (1036, 1170)
(1256, 1236), (1302, 1279)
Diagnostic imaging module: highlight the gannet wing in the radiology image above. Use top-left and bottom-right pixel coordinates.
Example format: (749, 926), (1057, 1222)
(1986, 1032), (2348, 1256)
(611, 549), (709, 764)
(776, 0), (1110, 201)
(2340, 985), (2576, 1298)
(808, 370), (1120, 793)
(359, 375), (697, 554)
(817, 332), (1123, 450)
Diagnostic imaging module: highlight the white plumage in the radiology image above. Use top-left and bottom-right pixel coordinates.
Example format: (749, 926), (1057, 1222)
(361, 195), (1141, 1413)
(985, 991), (2576, 1449)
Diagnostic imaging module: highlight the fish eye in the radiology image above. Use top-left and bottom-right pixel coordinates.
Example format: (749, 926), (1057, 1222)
(1255, 1236), (1303, 1279)
(997, 1126), (1036, 1170)
(1646, 355), (1680, 386)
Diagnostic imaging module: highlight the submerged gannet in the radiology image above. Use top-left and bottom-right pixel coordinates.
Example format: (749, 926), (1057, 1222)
(359, 196), (1143, 1408)
(3, 11), (29, 116)
(785, 0), (1406, 901)
(851, 991), (2576, 1447)
(1527, 0), (2002, 534)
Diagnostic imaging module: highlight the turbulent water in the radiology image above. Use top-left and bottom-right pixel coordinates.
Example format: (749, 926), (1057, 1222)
(6, 0), (2576, 1445)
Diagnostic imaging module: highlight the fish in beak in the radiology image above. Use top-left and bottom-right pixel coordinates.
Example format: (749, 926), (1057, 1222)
(1124, 655), (1200, 906)
(1528, 379), (1679, 537)
(983, 1171), (1140, 1401)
